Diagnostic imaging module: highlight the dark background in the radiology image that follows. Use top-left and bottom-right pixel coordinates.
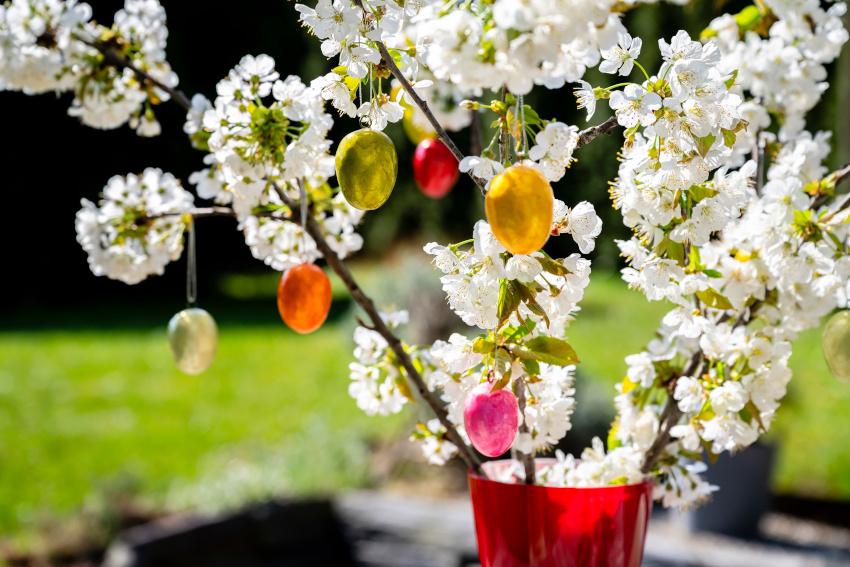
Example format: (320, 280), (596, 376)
(1, 0), (847, 319)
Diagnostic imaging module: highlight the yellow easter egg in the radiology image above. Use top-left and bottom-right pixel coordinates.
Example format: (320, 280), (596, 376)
(167, 308), (218, 375)
(485, 165), (554, 255)
(335, 128), (398, 211)
(391, 84), (437, 144)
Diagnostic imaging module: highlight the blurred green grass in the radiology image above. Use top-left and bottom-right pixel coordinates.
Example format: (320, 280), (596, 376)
(0, 318), (404, 548)
(1, 269), (849, 548)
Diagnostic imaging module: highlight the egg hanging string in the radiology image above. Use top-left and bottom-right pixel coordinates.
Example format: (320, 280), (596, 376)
(186, 215), (197, 308)
(298, 178), (309, 253)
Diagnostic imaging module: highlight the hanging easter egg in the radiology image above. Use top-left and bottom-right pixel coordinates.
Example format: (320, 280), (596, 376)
(485, 164), (554, 255)
(277, 263), (333, 334)
(391, 84), (437, 145)
(167, 308), (218, 375)
(463, 382), (520, 457)
(335, 128), (398, 211)
(823, 310), (850, 382)
(403, 110), (437, 145)
(413, 138), (459, 199)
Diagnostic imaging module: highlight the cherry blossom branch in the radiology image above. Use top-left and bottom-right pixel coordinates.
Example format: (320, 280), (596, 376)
(376, 39), (619, 194)
(374, 41), (487, 194)
(78, 35), (192, 112)
(639, 162), (850, 474)
(140, 206), (236, 222)
(641, 299), (764, 474)
(576, 116), (620, 148)
(274, 182), (485, 476)
(820, 163), (850, 222)
(641, 353), (703, 473)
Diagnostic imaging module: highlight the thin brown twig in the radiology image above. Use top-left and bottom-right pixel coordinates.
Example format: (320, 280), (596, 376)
(79, 36), (192, 111)
(375, 41), (488, 194)
(150, 206), (234, 220)
(276, 182), (484, 476)
(576, 116), (619, 148)
(820, 163), (850, 222)
(640, 352), (703, 474)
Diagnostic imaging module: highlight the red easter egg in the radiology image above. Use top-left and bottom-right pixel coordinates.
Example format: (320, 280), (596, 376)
(464, 382), (520, 457)
(413, 138), (459, 198)
(277, 263), (332, 334)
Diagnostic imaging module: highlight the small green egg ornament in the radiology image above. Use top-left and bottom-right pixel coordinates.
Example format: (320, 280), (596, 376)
(335, 128), (398, 210)
(168, 308), (218, 375)
(823, 310), (850, 382)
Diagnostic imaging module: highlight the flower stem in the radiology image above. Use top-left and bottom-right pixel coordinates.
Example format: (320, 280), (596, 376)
(633, 60), (651, 82)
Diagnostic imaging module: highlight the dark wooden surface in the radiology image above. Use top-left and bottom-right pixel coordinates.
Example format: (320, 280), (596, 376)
(102, 491), (850, 567)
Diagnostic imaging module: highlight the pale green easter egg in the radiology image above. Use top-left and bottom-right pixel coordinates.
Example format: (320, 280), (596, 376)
(823, 310), (850, 382)
(335, 128), (398, 211)
(167, 308), (218, 375)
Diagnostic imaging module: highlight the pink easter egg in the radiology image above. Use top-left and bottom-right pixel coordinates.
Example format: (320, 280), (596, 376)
(464, 383), (520, 457)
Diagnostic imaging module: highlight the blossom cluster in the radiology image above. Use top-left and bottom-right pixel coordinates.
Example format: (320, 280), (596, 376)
(75, 168), (193, 284)
(189, 54), (365, 272)
(706, 0), (848, 140)
(602, 19), (850, 507)
(349, 203), (601, 463)
(0, 0), (179, 134)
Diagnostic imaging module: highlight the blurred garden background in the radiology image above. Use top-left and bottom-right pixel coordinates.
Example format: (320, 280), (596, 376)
(2, 0), (849, 559)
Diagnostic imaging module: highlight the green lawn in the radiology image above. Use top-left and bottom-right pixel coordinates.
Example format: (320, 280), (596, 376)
(0, 314), (404, 549)
(1, 269), (849, 550)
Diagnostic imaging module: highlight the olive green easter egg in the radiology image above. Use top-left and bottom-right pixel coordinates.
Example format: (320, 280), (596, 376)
(335, 128), (398, 211)
(823, 310), (850, 383)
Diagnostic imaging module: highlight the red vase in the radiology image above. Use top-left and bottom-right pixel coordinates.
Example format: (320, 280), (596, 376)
(469, 460), (653, 567)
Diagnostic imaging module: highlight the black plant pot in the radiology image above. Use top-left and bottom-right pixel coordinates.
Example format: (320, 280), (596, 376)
(688, 442), (777, 539)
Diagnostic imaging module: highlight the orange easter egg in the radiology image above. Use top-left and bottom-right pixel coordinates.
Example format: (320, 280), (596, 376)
(277, 263), (332, 334)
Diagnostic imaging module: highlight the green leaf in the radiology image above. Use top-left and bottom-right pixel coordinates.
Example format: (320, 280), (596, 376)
(689, 183), (718, 203)
(734, 5), (762, 30)
(472, 336), (495, 354)
(607, 421), (622, 450)
(513, 281), (550, 328)
(724, 68), (739, 89)
(703, 269), (723, 278)
(695, 133), (716, 158)
(696, 288), (734, 310)
(538, 255), (569, 276)
(697, 401), (716, 421)
(721, 128), (737, 148)
(522, 105), (540, 126)
(521, 358), (540, 377)
(521, 336), (580, 366)
(656, 236), (685, 264)
(687, 245), (704, 273)
(497, 278), (521, 327)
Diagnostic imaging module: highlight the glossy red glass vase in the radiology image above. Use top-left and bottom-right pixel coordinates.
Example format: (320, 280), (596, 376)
(469, 461), (653, 567)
